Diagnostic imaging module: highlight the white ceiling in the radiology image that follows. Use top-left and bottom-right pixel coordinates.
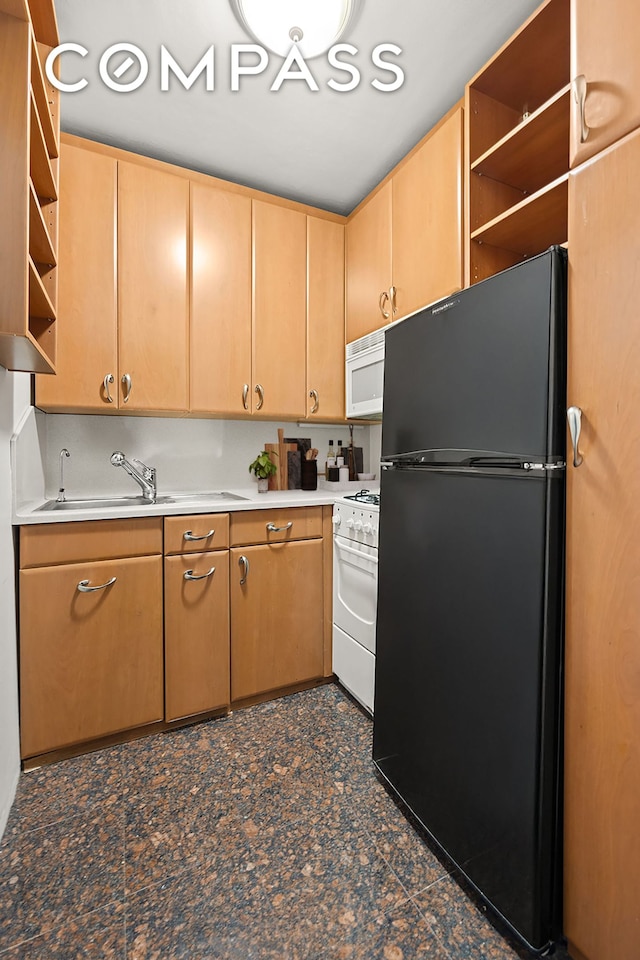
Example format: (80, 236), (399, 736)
(54, 0), (541, 215)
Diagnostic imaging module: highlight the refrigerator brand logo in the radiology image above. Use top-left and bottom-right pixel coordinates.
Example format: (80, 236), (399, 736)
(45, 42), (405, 94)
(431, 299), (460, 315)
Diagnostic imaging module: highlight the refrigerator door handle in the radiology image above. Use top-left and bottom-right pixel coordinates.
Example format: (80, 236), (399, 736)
(567, 406), (584, 467)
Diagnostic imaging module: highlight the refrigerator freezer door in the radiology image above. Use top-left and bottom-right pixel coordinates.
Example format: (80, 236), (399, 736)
(373, 467), (563, 950)
(381, 247), (566, 463)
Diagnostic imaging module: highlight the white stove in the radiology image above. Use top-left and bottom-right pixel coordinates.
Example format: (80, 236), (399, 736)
(332, 490), (380, 714)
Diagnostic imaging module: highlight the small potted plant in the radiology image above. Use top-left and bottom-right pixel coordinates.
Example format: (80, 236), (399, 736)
(249, 450), (277, 493)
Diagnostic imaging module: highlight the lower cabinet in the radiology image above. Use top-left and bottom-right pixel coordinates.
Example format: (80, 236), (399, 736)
(164, 550), (230, 722)
(20, 552), (164, 758)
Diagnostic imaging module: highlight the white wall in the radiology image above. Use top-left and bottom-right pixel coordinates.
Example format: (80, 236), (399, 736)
(0, 369), (31, 840)
(40, 415), (374, 500)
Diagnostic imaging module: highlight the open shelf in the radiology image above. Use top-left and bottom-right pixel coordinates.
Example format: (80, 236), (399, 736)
(471, 85), (570, 193)
(28, 317), (56, 369)
(30, 32), (58, 158)
(28, 255), (56, 319)
(29, 90), (57, 200)
(0, 0), (29, 20)
(471, 175), (568, 255)
(28, 0), (58, 46)
(28, 179), (56, 265)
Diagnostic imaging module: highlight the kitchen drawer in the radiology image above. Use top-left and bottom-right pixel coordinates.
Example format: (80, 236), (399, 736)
(20, 518), (163, 568)
(164, 513), (230, 555)
(230, 506), (323, 546)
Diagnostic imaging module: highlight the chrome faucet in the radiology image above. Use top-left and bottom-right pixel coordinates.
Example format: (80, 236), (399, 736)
(110, 451), (157, 502)
(57, 448), (70, 502)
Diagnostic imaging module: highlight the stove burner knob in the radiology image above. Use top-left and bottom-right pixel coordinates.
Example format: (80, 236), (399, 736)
(363, 522), (373, 535)
(331, 514), (341, 527)
(354, 519), (364, 532)
(372, 526), (378, 537)
(346, 518), (355, 528)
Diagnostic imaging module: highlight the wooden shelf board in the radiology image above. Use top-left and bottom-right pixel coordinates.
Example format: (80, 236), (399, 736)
(28, 179), (56, 266)
(29, 91), (57, 201)
(0, 0), (29, 20)
(0, 330), (55, 374)
(28, 0), (59, 47)
(471, 175), (568, 256)
(30, 32), (58, 158)
(471, 86), (570, 193)
(28, 255), (56, 319)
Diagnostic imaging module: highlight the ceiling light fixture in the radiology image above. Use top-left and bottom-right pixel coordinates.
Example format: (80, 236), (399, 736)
(231, 0), (360, 59)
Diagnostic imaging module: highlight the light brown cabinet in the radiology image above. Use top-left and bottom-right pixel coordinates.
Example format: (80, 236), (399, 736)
(252, 200), (307, 418)
(306, 217), (345, 420)
(118, 161), (189, 413)
(346, 105), (464, 342)
(229, 506), (327, 701)
(465, 0), (570, 284)
(563, 127), (640, 960)
(190, 183), (252, 417)
(0, 0), (59, 374)
(19, 518), (164, 759)
(570, 0), (640, 168)
(35, 144), (117, 411)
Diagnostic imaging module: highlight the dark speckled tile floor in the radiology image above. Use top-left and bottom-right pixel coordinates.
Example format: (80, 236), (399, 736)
(0, 684), (571, 959)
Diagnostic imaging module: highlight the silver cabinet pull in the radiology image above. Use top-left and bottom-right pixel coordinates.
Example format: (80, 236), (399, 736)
(239, 555), (249, 585)
(184, 566), (216, 581)
(309, 389), (319, 414)
(567, 406), (584, 467)
(77, 576), (117, 593)
(389, 285), (397, 315)
(254, 383), (264, 410)
(574, 75), (590, 144)
(266, 521), (293, 533)
(379, 290), (390, 320)
(183, 529), (214, 542)
(242, 383), (249, 410)
(103, 373), (115, 404)
(121, 373), (132, 404)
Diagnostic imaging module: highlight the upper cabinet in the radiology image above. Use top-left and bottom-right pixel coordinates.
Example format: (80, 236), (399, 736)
(35, 145), (117, 411)
(118, 162), (189, 413)
(465, 0), (570, 285)
(346, 104), (464, 343)
(570, 0), (640, 167)
(0, 0), (59, 374)
(307, 217), (345, 420)
(252, 201), (307, 419)
(190, 183), (252, 417)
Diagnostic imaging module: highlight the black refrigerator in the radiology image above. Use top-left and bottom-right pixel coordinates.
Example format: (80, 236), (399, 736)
(373, 247), (566, 954)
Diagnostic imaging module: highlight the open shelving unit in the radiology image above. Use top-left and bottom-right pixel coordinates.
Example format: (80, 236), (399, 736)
(0, 0), (59, 373)
(465, 0), (570, 285)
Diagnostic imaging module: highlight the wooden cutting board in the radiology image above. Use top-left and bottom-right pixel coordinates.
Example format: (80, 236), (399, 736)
(265, 433), (297, 490)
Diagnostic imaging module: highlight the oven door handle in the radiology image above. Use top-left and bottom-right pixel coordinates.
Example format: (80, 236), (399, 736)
(334, 537), (379, 568)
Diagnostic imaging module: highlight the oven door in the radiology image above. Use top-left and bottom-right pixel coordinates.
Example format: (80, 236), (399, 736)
(332, 535), (378, 653)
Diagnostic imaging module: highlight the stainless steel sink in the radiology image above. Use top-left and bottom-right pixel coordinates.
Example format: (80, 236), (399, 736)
(35, 492), (248, 512)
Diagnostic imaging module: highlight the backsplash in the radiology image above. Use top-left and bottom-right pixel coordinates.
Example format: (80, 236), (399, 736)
(22, 413), (374, 504)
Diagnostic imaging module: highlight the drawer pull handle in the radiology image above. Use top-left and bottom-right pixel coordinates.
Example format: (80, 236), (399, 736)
(121, 373), (132, 404)
(77, 576), (117, 593)
(567, 406), (584, 467)
(254, 383), (265, 410)
(183, 529), (215, 542)
(184, 566), (216, 581)
(103, 373), (115, 404)
(266, 521), (293, 533)
(242, 383), (249, 410)
(379, 290), (390, 320)
(309, 389), (319, 414)
(239, 555), (249, 585)
(573, 74), (590, 144)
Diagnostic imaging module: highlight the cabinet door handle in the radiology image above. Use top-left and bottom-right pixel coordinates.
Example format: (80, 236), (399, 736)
(573, 74), (590, 144)
(239, 555), (249, 585)
(242, 383), (249, 410)
(183, 529), (214, 542)
(121, 373), (132, 404)
(184, 566), (216, 581)
(389, 285), (397, 315)
(103, 373), (115, 404)
(309, 389), (319, 414)
(266, 521), (293, 533)
(77, 576), (117, 593)
(567, 406), (584, 467)
(254, 383), (264, 410)
(379, 291), (390, 320)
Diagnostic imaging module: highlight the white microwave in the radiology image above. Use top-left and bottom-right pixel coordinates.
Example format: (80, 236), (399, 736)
(345, 326), (387, 419)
